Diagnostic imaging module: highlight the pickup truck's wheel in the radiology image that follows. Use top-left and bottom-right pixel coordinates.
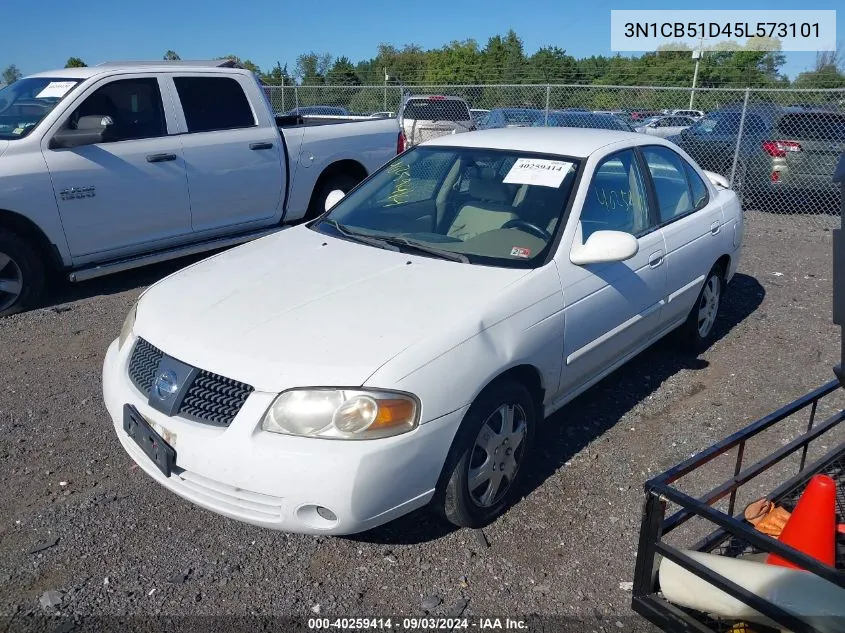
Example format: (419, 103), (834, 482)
(306, 173), (361, 221)
(679, 264), (723, 352)
(0, 229), (46, 317)
(436, 380), (536, 528)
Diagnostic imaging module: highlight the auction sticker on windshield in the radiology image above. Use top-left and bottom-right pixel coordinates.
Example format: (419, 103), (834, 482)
(503, 158), (573, 188)
(35, 81), (77, 99)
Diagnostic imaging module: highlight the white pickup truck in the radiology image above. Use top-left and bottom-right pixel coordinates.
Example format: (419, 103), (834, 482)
(0, 61), (402, 315)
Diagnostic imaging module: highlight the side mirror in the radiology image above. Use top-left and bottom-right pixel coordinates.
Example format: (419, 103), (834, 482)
(49, 115), (114, 149)
(324, 189), (346, 212)
(570, 230), (639, 265)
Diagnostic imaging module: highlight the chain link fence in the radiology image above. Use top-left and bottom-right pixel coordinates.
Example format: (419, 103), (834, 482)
(266, 83), (845, 228)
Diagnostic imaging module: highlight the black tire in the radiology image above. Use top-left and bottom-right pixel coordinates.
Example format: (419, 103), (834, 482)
(435, 380), (536, 529)
(305, 173), (362, 222)
(678, 264), (724, 352)
(0, 228), (46, 317)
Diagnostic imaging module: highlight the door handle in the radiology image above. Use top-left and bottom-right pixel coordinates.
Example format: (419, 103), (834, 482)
(648, 251), (664, 267)
(146, 153), (177, 163)
(711, 221), (721, 235)
(249, 142), (274, 150)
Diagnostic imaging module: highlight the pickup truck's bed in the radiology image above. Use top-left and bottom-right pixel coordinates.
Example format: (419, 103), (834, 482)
(276, 115), (395, 128)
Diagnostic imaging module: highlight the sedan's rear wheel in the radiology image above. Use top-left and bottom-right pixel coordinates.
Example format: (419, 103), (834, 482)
(435, 380), (536, 528)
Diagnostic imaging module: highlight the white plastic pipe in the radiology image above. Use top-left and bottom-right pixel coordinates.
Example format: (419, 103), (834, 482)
(659, 549), (845, 632)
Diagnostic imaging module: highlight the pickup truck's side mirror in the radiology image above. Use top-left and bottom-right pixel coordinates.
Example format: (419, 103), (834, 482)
(49, 115), (115, 149)
(570, 230), (639, 265)
(324, 189), (346, 212)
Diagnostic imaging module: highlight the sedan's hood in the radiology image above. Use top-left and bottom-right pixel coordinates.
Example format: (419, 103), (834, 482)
(134, 226), (531, 392)
(0, 141), (9, 158)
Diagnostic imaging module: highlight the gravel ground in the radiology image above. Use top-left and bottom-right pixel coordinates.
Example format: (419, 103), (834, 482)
(0, 212), (842, 631)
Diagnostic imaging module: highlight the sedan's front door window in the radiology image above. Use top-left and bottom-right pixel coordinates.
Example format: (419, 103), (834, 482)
(579, 150), (652, 241)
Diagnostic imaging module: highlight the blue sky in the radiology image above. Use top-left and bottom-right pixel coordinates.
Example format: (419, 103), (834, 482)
(2, 0), (841, 79)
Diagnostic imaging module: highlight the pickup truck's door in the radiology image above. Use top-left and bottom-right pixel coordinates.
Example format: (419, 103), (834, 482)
(167, 74), (284, 234)
(42, 76), (192, 259)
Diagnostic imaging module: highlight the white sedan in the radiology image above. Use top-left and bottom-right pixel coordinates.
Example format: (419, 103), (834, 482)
(103, 128), (743, 535)
(635, 115), (697, 138)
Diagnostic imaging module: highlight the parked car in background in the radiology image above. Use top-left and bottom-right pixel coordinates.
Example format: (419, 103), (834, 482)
(400, 95), (474, 146)
(667, 104), (779, 184)
(635, 115), (696, 138)
(103, 127), (742, 535)
(470, 108), (491, 125)
(669, 105), (845, 208)
(672, 109), (705, 120)
(534, 111), (635, 132)
(478, 108), (544, 129)
(0, 62), (402, 316)
(593, 110), (625, 116)
(286, 105), (350, 116)
(368, 111), (395, 119)
(622, 108), (663, 123)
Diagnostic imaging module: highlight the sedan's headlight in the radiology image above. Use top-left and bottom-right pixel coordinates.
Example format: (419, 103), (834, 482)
(118, 302), (137, 350)
(262, 389), (419, 440)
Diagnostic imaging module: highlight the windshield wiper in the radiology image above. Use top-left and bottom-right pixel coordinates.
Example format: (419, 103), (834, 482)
(321, 219), (399, 252)
(380, 236), (469, 263)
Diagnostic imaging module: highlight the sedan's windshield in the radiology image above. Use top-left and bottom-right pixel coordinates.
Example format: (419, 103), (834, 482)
(312, 146), (580, 268)
(0, 78), (82, 140)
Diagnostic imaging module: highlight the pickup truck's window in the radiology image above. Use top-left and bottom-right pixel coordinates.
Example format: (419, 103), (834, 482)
(174, 77), (255, 133)
(312, 146), (580, 268)
(580, 150), (652, 240)
(65, 78), (166, 141)
(0, 77), (82, 140)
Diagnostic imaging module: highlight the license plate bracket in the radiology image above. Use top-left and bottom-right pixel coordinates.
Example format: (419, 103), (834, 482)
(123, 404), (176, 477)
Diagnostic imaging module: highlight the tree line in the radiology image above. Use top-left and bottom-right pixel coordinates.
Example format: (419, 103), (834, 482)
(3, 31), (844, 89)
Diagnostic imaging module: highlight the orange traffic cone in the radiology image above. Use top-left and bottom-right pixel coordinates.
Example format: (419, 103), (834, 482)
(766, 474), (836, 570)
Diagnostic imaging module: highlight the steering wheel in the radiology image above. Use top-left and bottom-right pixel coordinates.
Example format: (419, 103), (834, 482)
(501, 219), (552, 242)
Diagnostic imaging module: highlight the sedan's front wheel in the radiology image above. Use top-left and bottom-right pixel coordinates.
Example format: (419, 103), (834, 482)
(435, 380), (536, 528)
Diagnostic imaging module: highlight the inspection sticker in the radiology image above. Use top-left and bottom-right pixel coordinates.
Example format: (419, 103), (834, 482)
(510, 246), (531, 258)
(503, 158), (573, 188)
(35, 81), (76, 99)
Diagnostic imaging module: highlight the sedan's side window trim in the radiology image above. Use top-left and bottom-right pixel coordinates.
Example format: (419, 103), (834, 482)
(636, 144), (710, 230)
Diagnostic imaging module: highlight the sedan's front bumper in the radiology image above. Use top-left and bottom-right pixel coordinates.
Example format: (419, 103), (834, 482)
(102, 338), (465, 535)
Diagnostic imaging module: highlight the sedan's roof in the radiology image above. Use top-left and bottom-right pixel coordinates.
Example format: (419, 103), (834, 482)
(421, 127), (642, 157)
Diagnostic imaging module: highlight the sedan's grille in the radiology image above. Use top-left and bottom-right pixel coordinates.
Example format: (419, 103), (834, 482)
(128, 338), (164, 395)
(127, 338), (253, 427)
(178, 371), (253, 427)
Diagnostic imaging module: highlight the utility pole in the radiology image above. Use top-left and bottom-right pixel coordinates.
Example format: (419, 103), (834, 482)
(383, 68), (388, 111)
(689, 36), (705, 109)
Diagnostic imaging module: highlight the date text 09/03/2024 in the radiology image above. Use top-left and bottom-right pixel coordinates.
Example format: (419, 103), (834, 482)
(307, 618), (529, 630)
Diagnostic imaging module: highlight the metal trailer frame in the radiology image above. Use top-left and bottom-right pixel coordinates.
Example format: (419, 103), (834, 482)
(834, 152), (845, 389)
(631, 379), (845, 633)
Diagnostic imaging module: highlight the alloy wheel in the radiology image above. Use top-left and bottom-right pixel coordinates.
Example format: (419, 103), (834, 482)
(0, 251), (23, 313)
(467, 403), (527, 508)
(697, 275), (721, 339)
